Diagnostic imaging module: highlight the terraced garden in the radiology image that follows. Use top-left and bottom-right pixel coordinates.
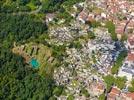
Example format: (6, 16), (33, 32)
(12, 42), (58, 76)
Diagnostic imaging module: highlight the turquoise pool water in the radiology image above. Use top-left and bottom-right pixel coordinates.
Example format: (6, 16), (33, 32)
(30, 58), (40, 68)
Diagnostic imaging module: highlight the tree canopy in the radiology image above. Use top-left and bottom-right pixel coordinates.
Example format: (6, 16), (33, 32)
(103, 75), (126, 91)
(105, 21), (117, 41)
(111, 51), (127, 74)
(0, 13), (54, 99)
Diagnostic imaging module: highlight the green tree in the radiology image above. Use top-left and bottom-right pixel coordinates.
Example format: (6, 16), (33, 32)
(41, 0), (65, 13)
(111, 51), (127, 74)
(56, 11), (73, 24)
(51, 44), (66, 61)
(90, 20), (101, 28)
(115, 77), (126, 89)
(103, 75), (115, 91)
(121, 34), (128, 41)
(88, 31), (96, 39)
(53, 86), (63, 97)
(69, 41), (82, 49)
(128, 80), (134, 92)
(99, 93), (105, 100)
(81, 88), (90, 97)
(105, 21), (117, 41)
(0, 50), (55, 99)
(0, 13), (55, 100)
(67, 95), (74, 100)
(19, 0), (30, 5)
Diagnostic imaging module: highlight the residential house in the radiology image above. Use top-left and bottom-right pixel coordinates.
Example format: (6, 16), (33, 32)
(120, 92), (134, 100)
(118, 34), (134, 81)
(101, 12), (107, 19)
(86, 13), (95, 22)
(114, 20), (127, 37)
(107, 87), (121, 100)
(118, 53), (134, 81)
(127, 34), (134, 53)
(77, 11), (88, 23)
(46, 13), (55, 24)
(89, 81), (105, 96)
(127, 20), (134, 33)
(107, 86), (134, 100)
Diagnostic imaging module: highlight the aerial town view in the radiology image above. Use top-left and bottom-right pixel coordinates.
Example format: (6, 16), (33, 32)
(0, 0), (134, 100)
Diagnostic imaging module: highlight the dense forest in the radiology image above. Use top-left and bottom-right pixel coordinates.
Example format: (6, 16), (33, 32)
(0, 51), (55, 99)
(0, 0), (85, 99)
(0, 14), (47, 43)
(0, 13), (55, 99)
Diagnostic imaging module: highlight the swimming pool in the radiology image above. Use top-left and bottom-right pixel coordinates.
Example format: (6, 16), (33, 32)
(30, 58), (40, 68)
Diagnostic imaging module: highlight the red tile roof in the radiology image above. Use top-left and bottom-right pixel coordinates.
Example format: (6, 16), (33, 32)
(126, 93), (134, 100)
(127, 21), (134, 29)
(110, 87), (121, 95)
(107, 93), (116, 100)
(78, 11), (88, 21)
(86, 15), (94, 22)
(127, 53), (134, 61)
(107, 87), (121, 100)
(97, 83), (105, 90)
(116, 27), (124, 34)
(128, 34), (134, 46)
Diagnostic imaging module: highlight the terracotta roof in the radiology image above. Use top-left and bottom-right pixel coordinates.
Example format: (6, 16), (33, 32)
(127, 21), (134, 29)
(115, 20), (128, 34)
(115, 27), (124, 34)
(86, 15), (94, 22)
(78, 11), (88, 21)
(90, 81), (105, 93)
(107, 93), (116, 100)
(110, 87), (121, 95)
(128, 34), (134, 46)
(97, 83), (105, 90)
(127, 53), (134, 61)
(107, 87), (121, 100)
(126, 93), (134, 100)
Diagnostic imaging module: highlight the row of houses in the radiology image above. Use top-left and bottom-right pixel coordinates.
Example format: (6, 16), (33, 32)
(54, 43), (107, 99)
(82, 27), (123, 75)
(73, 0), (134, 39)
(51, 0), (134, 99)
(71, 0), (134, 82)
(118, 34), (134, 81)
(45, 0), (133, 38)
(107, 87), (134, 100)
